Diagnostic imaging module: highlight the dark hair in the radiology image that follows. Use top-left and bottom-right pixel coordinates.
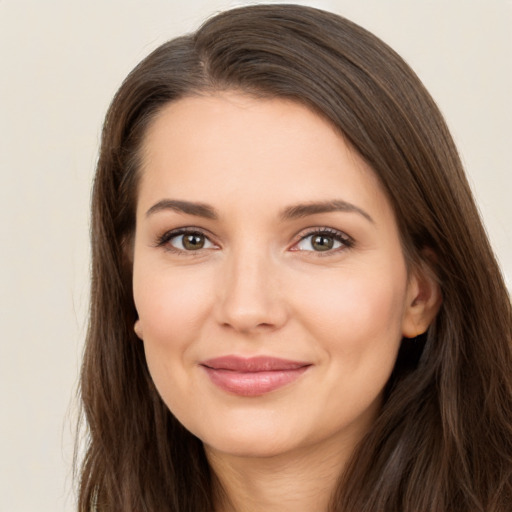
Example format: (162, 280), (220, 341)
(77, 4), (512, 511)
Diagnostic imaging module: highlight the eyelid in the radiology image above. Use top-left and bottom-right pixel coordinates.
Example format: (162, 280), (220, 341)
(155, 227), (219, 253)
(289, 227), (354, 253)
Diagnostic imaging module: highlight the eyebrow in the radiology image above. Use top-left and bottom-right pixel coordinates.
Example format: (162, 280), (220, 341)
(145, 198), (373, 223)
(280, 200), (374, 223)
(145, 199), (218, 219)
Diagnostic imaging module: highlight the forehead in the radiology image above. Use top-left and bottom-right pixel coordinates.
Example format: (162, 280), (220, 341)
(137, 92), (391, 221)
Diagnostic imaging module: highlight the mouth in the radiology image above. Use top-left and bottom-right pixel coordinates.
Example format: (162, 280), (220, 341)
(200, 356), (311, 396)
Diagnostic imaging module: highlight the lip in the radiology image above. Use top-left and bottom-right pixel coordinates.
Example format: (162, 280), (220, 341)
(200, 356), (311, 397)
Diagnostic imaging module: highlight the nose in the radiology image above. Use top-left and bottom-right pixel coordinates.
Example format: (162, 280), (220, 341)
(214, 247), (288, 334)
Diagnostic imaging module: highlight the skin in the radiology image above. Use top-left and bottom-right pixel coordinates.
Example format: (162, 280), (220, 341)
(132, 92), (440, 511)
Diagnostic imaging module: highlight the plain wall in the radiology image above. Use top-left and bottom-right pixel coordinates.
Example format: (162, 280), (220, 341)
(0, 1), (510, 510)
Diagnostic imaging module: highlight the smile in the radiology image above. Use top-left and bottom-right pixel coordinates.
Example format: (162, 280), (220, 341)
(200, 356), (311, 396)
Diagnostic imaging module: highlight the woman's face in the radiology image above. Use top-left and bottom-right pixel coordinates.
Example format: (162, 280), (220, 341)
(132, 92), (429, 460)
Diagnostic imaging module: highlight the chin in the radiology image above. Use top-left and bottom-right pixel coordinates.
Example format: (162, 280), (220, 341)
(190, 414), (306, 459)
(204, 434), (299, 460)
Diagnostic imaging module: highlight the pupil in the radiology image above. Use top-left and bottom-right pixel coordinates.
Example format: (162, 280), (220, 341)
(183, 234), (204, 250)
(312, 235), (333, 251)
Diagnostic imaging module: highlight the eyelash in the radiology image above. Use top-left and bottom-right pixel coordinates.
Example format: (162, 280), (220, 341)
(292, 227), (354, 255)
(155, 227), (354, 255)
(155, 228), (216, 255)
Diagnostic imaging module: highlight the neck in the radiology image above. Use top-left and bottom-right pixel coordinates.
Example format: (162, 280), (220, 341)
(206, 435), (353, 512)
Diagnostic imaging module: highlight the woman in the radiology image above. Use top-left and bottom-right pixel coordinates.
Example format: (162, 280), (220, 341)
(77, 4), (512, 511)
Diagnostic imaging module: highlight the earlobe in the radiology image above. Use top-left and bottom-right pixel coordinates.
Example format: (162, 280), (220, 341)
(401, 260), (442, 339)
(134, 319), (144, 340)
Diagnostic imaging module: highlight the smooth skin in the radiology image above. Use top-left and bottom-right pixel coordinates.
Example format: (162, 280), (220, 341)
(132, 92), (441, 512)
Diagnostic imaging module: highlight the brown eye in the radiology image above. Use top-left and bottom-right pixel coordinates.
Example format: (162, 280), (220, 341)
(293, 229), (351, 253)
(162, 231), (216, 252)
(182, 233), (206, 250)
(311, 234), (334, 251)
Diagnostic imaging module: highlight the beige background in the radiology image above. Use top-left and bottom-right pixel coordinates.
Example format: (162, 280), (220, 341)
(0, 1), (510, 510)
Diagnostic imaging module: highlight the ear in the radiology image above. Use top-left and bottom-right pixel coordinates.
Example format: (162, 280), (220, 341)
(401, 255), (442, 339)
(134, 319), (144, 340)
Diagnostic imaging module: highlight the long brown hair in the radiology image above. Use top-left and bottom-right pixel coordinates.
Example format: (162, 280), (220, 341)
(77, 4), (512, 511)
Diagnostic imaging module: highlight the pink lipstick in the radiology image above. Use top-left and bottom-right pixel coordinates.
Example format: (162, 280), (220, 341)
(200, 356), (310, 396)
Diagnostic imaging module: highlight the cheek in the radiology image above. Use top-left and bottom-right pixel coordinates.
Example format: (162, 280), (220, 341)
(293, 266), (408, 355)
(133, 263), (216, 414)
(132, 261), (215, 393)
(133, 263), (214, 342)
(294, 267), (408, 423)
